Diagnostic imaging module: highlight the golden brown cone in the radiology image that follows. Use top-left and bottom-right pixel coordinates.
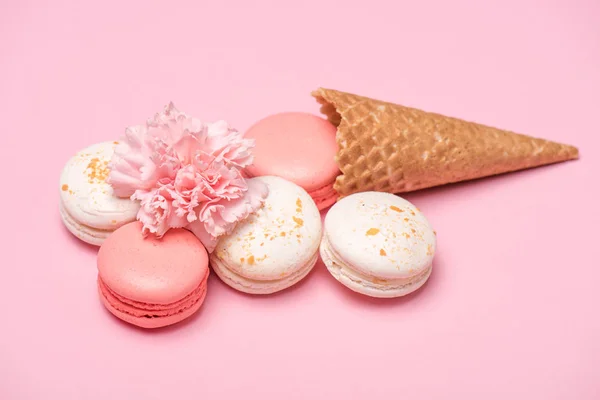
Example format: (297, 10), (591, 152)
(312, 88), (579, 197)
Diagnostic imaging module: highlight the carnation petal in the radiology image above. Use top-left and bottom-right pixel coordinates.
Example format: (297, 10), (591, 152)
(196, 178), (269, 238)
(110, 104), (265, 241)
(187, 220), (219, 253)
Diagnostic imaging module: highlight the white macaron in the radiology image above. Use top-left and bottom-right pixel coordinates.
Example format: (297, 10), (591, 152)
(210, 176), (322, 294)
(320, 191), (436, 298)
(59, 141), (139, 246)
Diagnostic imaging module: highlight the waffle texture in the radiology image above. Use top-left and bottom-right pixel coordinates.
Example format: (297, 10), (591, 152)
(312, 88), (579, 197)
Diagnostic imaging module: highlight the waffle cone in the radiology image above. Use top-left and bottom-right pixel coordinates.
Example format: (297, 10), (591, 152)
(312, 88), (579, 197)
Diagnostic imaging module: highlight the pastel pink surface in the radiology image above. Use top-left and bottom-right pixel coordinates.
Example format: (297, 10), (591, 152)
(244, 112), (339, 207)
(2, 1), (600, 399)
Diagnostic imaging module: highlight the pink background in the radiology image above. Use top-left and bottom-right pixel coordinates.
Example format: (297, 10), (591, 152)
(1, 0), (599, 398)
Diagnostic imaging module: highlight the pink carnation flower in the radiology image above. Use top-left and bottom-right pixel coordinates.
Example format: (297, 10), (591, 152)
(108, 103), (267, 252)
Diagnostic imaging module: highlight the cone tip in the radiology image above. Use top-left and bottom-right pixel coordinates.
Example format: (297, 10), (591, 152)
(570, 145), (580, 160)
(560, 143), (579, 161)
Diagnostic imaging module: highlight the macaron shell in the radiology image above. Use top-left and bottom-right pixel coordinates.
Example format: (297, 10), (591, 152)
(309, 182), (338, 210)
(244, 113), (339, 193)
(324, 192), (436, 280)
(59, 141), (139, 231)
(211, 252), (318, 294)
(98, 280), (207, 329)
(320, 235), (432, 298)
(59, 201), (111, 246)
(98, 275), (207, 314)
(213, 176), (322, 282)
(97, 222), (209, 305)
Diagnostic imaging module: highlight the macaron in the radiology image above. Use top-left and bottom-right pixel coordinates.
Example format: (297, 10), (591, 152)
(320, 192), (436, 298)
(59, 141), (139, 246)
(210, 176), (322, 294)
(97, 222), (209, 328)
(244, 112), (339, 210)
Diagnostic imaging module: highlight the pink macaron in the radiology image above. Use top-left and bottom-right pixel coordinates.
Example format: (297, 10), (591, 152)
(244, 112), (339, 210)
(97, 222), (209, 328)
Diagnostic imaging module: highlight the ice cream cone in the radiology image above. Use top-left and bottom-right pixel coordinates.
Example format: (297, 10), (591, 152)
(312, 88), (579, 197)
